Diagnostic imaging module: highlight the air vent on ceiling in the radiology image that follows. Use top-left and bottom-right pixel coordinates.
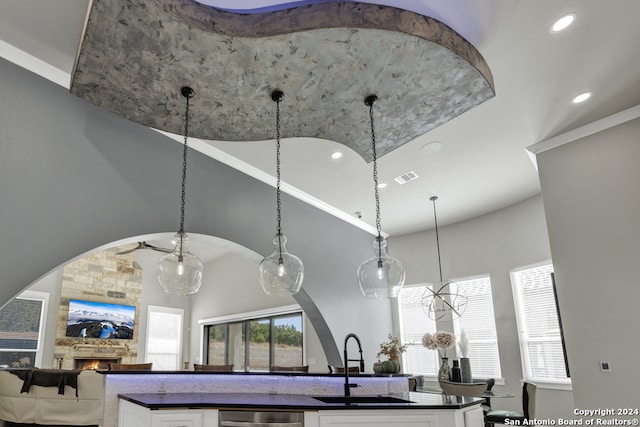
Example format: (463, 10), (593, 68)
(394, 170), (419, 185)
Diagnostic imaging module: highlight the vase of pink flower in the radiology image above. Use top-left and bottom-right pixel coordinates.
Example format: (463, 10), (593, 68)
(422, 331), (456, 382)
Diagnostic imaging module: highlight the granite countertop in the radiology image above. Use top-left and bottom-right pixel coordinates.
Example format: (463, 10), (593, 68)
(101, 370), (409, 377)
(118, 392), (483, 410)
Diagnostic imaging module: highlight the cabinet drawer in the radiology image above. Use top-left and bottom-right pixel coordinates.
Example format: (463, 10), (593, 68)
(151, 411), (203, 427)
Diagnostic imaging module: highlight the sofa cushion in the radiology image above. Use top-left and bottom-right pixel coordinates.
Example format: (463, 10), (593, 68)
(0, 370), (104, 425)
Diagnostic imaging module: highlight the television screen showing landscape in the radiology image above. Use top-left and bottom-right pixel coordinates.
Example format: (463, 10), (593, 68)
(65, 299), (135, 340)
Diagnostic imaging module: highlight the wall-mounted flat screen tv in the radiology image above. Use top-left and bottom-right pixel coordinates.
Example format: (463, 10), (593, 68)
(65, 299), (136, 340)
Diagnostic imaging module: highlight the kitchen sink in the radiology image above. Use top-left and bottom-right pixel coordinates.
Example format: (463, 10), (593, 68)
(313, 395), (413, 404)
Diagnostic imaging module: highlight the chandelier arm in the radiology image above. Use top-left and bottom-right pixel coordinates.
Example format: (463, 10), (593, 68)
(423, 287), (462, 318)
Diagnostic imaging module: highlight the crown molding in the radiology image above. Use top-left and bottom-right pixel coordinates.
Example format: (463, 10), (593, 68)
(527, 104), (640, 155)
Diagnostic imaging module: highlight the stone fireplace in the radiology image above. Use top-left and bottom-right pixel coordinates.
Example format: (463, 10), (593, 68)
(75, 357), (121, 370)
(54, 245), (143, 369)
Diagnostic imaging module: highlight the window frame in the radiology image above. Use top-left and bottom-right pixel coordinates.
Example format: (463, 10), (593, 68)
(397, 276), (502, 381)
(145, 305), (184, 370)
(199, 305), (305, 371)
(396, 283), (439, 377)
(451, 274), (503, 380)
(0, 290), (49, 369)
(510, 261), (572, 389)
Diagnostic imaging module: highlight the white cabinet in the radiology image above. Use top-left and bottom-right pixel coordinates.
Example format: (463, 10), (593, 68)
(318, 410), (437, 427)
(317, 406), (483, 427)
(118, 400), (217, 427)
(151, 411), (203, 427)
(119, 398), (483, 427)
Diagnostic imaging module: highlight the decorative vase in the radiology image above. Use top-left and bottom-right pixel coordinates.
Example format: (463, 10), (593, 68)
(460, 357), (472, 383)
(451, 359), (462, 382)
(438, 357), (451, 382)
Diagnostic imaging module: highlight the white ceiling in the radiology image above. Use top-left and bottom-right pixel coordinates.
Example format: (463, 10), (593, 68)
(2, 0), (640, 245)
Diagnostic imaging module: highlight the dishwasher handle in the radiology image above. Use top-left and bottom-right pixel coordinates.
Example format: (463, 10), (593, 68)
(220, 422), (302, 427)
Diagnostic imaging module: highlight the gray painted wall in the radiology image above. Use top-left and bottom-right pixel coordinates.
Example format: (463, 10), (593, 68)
(537, 117), (640, 409)
(392, 195), (575, 419)
(0, 57), (393, 368)
(188, 252), (329, 372)
(2, 55), (596, 418)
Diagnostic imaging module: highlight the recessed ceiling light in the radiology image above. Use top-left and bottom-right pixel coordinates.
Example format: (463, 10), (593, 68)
(331, 151), (343, 159)
(421, 141), (443, 154)
(377, 183), (387, 189)
(572, 92), (592, 104)
(551, 13), (576, 33)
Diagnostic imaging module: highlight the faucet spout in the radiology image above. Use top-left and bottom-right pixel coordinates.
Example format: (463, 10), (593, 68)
(343, 333), (365, 397)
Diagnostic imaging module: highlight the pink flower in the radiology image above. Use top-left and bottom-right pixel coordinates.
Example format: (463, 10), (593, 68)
(435, 331), (455, 350)
(421, 332), (437, 350)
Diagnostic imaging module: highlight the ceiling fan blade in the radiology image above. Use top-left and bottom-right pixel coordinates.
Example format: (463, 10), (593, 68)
(115, 242), (145, 255)
(141, 242), (173, 253)
(115, 247), (138, 255)
(115, 241), (173, 255)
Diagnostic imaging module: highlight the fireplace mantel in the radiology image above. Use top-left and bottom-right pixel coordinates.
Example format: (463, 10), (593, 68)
(73, 344), (129, 352)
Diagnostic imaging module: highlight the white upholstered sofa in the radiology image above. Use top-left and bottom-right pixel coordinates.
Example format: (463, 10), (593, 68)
(0, 369), (104, 426)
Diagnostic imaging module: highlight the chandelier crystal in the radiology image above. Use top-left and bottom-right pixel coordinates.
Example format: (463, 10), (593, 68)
(357, 95), (405, 299)
(157, 86), (203, 295)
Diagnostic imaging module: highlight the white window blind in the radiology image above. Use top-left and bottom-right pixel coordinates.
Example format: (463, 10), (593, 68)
(453, 276), (502, 378)
(511, 262), (570, 383)
(145, 305), (184, 370)
(398, 285), (439, 375)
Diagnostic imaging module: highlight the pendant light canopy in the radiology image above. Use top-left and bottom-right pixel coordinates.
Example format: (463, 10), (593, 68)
(357, 95), (406, 299)
(259, 90), (304, 296)
(421, 196), (467, 319)
(157, 86), (204, 296)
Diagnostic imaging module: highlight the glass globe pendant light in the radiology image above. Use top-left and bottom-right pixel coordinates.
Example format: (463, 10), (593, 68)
(421, 196), (467, 319)
(157, 86), (203, 295)
(258, 90), (304, 296)
(357, 95), (405, 299)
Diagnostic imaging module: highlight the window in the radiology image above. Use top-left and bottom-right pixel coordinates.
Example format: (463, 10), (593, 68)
(452, 276), (502, 378)
(202, 307), (303, 371)
(145, 305), (184, 370)
(0, 290), (48, 369)
(398, 285), (438, 375)
(511, 262), (570, 384)
(398, 277), (501, 379)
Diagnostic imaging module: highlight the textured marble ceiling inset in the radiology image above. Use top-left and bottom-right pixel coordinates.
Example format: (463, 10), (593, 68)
(70, 0), (494, 162)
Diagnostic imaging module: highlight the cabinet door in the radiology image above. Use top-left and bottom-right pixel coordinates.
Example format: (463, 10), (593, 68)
(319, 411), (437, 427)
(151, 411), (203, 427)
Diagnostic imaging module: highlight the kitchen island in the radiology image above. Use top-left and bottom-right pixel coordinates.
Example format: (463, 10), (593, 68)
(118, 391), (484, 427)
(101, 370), (483, 427)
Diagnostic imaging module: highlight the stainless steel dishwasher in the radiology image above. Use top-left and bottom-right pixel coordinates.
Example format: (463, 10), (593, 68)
(218, 410), (304, 427)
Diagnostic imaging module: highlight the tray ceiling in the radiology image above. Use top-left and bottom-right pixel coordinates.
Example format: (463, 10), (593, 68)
(70, 0), (494, 162)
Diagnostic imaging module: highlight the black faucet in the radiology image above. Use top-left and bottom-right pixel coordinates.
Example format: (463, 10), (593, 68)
(343, 333), (365, 397)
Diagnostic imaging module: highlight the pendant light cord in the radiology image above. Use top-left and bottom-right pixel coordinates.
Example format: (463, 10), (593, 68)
(272, 90), (285, 260)
(430, 196), (443, 283)
(179, 92), (190, 235)
(275, 96), (282, 238)
(178, 87), (194, 256)
(367, 95), (383, 261)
